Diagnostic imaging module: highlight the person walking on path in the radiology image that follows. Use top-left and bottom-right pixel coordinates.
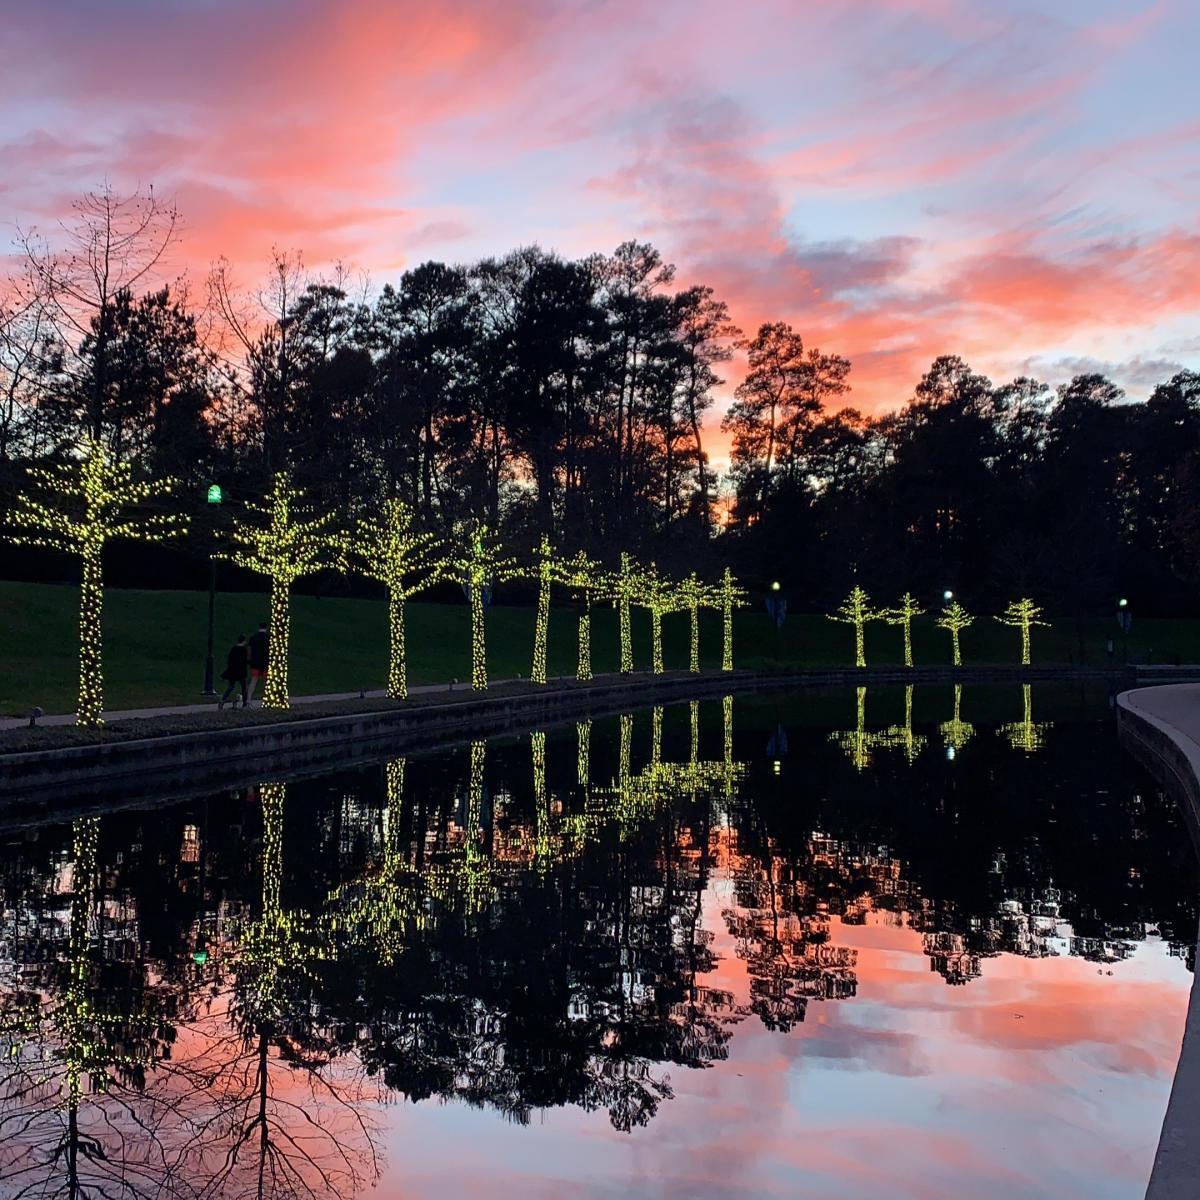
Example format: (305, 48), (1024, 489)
(246, 622), (269, 705)
(218, 634), (250, 710)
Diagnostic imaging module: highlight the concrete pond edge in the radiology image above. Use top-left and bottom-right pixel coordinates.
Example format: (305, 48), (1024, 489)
(1117, 686), (1200, 1200)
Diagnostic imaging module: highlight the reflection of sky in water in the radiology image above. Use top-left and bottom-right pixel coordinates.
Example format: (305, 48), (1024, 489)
(2, 690), (1194, 1200)
(379, 881), (1189, 1200)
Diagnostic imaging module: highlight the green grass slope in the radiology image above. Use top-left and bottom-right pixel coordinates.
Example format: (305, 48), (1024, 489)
(0, 580), (1187, 716)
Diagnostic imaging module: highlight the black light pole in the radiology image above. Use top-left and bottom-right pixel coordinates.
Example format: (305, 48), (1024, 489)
(202, 484), (223, 695)
(770, 580), (782, 662)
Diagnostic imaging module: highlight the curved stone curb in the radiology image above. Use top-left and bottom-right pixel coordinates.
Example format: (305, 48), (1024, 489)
(1116, 685), (1200, 1199)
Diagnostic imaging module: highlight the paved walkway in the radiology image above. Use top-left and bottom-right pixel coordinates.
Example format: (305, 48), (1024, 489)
(1116, 685), (1200, 1200)
(0, 678), (521, 732)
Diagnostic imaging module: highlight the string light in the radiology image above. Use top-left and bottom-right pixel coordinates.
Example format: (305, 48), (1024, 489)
(829, 585), (880, 668)
(877, 684), (927, 764)
(629, 562), (677, 675)
(346, 497), (446, 699)
(619, 712), (633, 789)
(531, 729), (549, 862)
(1001, 683), (1051, 753)
(830, 685), (873, 771)
(5, 437), (188, 725)
(384, 757), (406, 866)
(935, 599), (974, 667)
(226, 471), (340, 709)
(554, 550), (604, 681)
(451, 522), (519, 691)
(996, 597), (1047, 666)
(678, 572), (718, 674)
(690, 699), (700, 764)
(577, 718), (591, 790)
(652, 705), (663, 765)
(939, 683), (974, 753)
(882, 592), (924, 668)
(615, 553), (636, 673)
(531, 535), (554, 684)
(719, 567), (748, 671)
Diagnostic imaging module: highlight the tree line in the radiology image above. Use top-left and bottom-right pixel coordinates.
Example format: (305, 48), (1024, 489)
(3, 186), (1199, 614)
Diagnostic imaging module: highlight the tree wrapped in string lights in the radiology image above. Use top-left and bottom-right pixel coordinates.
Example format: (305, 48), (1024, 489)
(612, 553), (638, 674)
(935, 599), (974, 666)
(556, 549), (606, 681)
(345, 497), (446, 698)
(718, 567), (748, 671)
(828, 585), (880, 668)
(995, 597), (1048, 665)
(530, 534), (554, 684)
(632, 562), (680, 675)
(883, 592), (924, 668)
(226, 471), (340, 708)
(454, 521), (519, 691)
(679, 573), (717, 674)
(5, 438), (187, 725)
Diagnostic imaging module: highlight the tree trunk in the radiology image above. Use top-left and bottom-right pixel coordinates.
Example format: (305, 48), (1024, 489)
(388, 590), (407, 699)
(77, 545), (104, 726)
(263, 576), (290, 708)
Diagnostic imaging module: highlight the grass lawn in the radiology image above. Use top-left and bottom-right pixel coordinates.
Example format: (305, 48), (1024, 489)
(0, 579), (1188, 716)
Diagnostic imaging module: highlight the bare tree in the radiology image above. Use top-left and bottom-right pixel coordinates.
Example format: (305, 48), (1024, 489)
(18, 184), (180, 447)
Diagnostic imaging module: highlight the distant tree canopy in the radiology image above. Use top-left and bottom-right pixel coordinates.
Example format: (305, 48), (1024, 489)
(4, 187), (1200, 615)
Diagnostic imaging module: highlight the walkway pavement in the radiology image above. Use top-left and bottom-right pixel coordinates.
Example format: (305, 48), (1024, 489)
(1116, 684), (1200, 1200)
(0, 678), (520, 732)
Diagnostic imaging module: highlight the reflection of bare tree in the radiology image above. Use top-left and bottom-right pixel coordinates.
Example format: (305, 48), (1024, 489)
(0, 817), (182, 1199)
(169, 782), (382, 1200)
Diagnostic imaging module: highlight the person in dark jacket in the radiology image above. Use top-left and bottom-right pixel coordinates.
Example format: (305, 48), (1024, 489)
(218, 634), (250, 710)
(245, 622), (269, 705)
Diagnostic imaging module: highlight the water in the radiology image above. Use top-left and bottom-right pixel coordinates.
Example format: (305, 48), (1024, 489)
(1, 685), (1195, 1199)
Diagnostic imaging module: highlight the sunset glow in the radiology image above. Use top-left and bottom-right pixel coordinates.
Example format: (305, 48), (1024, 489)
(4, 0), (1197, 445)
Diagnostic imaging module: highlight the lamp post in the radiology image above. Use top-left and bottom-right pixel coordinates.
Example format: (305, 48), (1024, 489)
(768, 580), (783, 663)
(202, 484), (222, 695)
(1117, 597), (1130, 664)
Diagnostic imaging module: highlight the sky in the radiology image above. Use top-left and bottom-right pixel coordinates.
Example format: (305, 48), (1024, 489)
(2, 0), (1199, 432)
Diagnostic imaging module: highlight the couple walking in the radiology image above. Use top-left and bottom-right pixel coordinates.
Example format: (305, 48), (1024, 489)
(218, 622), (269, 709)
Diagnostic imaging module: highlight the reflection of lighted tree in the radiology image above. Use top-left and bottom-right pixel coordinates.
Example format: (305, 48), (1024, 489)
(877, 685), (927, 763)
(1000, 683), (1052, 753)
(830, 686), (873, 771)
(175, 782), (382, 1200)
(939, 684), (975, 754)
(0, 815), (180, 1198)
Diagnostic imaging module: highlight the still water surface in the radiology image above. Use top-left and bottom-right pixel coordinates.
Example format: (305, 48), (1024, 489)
(1, 685), (1195, 1199)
